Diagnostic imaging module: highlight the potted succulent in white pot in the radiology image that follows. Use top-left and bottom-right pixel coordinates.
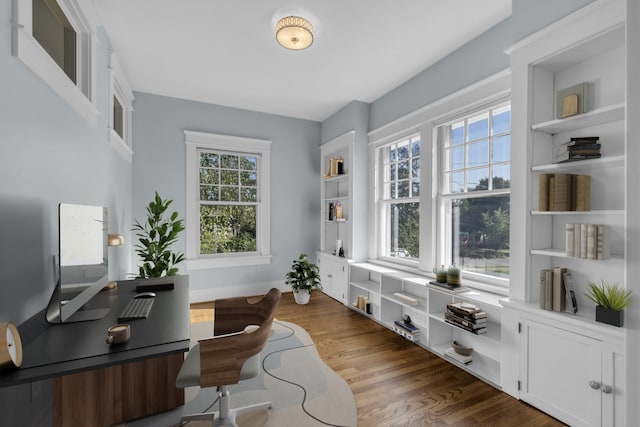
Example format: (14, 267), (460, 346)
(584, 279), (633, 327)
(285, 253), (322, 304)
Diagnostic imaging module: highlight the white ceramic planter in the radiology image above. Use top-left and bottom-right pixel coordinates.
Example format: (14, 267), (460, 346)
(293, 290), (311, 305)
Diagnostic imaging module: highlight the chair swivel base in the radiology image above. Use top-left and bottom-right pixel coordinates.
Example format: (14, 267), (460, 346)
(180, 387), (272, 427)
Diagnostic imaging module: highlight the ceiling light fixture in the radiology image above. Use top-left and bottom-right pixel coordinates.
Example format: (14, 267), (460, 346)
(276, 16), (314, 50)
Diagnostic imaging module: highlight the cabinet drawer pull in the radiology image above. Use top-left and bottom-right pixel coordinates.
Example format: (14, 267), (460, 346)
(589, 380), (601, 390)
(601, 384), (613, 394)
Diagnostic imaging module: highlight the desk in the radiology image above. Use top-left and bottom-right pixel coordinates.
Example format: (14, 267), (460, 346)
(0, 276), (190, 426)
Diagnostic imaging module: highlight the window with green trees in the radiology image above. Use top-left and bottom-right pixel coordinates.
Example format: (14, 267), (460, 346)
(185, 131), (271, 269)
(379, 134), (421, 260)
(440, 103), (511, 281)
(198, 150), (260, 254)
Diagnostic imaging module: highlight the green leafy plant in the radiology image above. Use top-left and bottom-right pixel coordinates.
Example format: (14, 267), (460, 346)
(584, 279), (633, 311)
(133, 192), (185, 278)
(284, 253), (322, 294)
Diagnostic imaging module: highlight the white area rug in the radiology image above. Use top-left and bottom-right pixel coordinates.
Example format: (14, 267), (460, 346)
(125, 320), (357, 427)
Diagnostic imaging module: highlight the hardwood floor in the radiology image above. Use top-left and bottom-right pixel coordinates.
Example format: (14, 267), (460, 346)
(190, 292), (565, 427)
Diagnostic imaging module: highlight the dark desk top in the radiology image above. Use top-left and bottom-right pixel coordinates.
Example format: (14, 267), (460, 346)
(0, 276), (190, 387)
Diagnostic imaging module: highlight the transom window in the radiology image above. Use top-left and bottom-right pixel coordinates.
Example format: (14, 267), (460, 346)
(13, 0), (98, 125)
(439, 102), (511, 283)
(32, 0), (77, 83)
(379, 134), (421, 261)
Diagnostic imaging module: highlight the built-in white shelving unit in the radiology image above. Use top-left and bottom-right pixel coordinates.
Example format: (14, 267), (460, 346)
(504, 1), (628, 425)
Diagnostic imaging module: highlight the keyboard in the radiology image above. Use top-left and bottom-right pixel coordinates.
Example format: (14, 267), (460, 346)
(118, 297), (154, 321)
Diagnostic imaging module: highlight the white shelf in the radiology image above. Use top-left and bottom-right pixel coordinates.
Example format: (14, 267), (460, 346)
(531, 209), (624, 216)
(531, 103), (624, 135)
(325, 196), (349, 202)
(529, 248), (623, 260)
(350, 279), (379, 293)
(381, 292), (428, 311)
(531, 155), (624, 172)
(432, 344), (501, 388)
(323, 174), (348, 183)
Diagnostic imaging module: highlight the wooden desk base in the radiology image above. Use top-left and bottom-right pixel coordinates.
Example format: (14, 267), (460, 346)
(53, 353), (185, 427)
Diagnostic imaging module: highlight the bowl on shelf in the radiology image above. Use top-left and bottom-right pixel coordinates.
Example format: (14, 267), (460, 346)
(451, 340), (473, 356)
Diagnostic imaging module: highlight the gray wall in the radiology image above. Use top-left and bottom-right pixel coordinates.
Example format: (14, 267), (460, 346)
(0, 1), (132, 421)
(132, 93), (321, 299)
(512, 0), (596, 42)
(0, 16), (132, 325)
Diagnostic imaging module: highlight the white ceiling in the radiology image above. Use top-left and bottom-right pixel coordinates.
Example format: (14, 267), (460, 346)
(95, 0), (511, 122)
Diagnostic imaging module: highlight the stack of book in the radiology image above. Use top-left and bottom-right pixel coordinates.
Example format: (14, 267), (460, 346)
(565, 223), (610, 260)
(539, 267), (578, 314)
(393, 319), (420, 342)
(552, 136), (601, 163)
(537, 173), (590, 211)
(445, 302), (487, 334)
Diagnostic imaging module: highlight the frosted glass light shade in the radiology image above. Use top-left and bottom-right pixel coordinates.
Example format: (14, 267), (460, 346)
(276, 16), (313, 50)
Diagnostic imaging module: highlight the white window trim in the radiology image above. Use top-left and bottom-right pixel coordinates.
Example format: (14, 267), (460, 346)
(107, 50), (134, 162)
(184, 130), (272, 270)
(12, 0), (98, 126)
(367, 70), (511, 292)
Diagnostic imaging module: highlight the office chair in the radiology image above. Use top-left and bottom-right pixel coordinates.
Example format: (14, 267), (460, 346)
(176, 288), (281, 426)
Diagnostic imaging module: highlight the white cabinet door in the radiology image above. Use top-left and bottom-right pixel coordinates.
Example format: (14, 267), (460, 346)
(520, 318), (602, 427)
(319, 254), (347, 304)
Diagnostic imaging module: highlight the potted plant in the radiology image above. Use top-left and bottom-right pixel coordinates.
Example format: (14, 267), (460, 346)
(285, 253), (322, 304)
(132, 192), (185, 278)
(584, 279), (633, 327)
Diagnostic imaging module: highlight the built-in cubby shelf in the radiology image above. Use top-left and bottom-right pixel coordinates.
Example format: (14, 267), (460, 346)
(349, 262), (504, 388)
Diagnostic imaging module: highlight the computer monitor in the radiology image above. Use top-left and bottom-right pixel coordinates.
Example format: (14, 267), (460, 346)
(46, 203), (110, 323)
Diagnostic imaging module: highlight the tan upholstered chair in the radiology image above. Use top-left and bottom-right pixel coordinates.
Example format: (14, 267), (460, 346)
(176, 288), (281, 426)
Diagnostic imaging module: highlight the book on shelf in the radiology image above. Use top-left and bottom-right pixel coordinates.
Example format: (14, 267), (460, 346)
(552, 267), (567, 312)
(324, 157), (344, 178)
(570, 136), (599, 142)
(574, 175), (590, 211)
(567, 143), (601, 151)
(560, 153), (602, 162)
(539, 268), (553, 311)
(563, 271), (579, 314)
(565, 223), (575, 257)
(537, 173), (590, 212)
(445, 311), (487, 329)
(553, 174), (573, 211)
(586, 224), (597, 260)
(597, 224), (610, 260)
(565, 223), (609, 260)
(445, 319), (487, 334)
(580, 223), (588, 258)
(393, 320), (419, 333)
(446, 302), (487, 320)
(552, 136), (601, 163)
(538, 174), (550, 211)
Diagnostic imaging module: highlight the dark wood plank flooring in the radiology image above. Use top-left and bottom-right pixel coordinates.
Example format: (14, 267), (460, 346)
(191, 291), (566, 427)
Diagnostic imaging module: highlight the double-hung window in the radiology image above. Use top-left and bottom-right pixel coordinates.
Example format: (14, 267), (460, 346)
(378, 134), (421, 262)
(185, 131), (271, 269)
(438, 101), (511, 285)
